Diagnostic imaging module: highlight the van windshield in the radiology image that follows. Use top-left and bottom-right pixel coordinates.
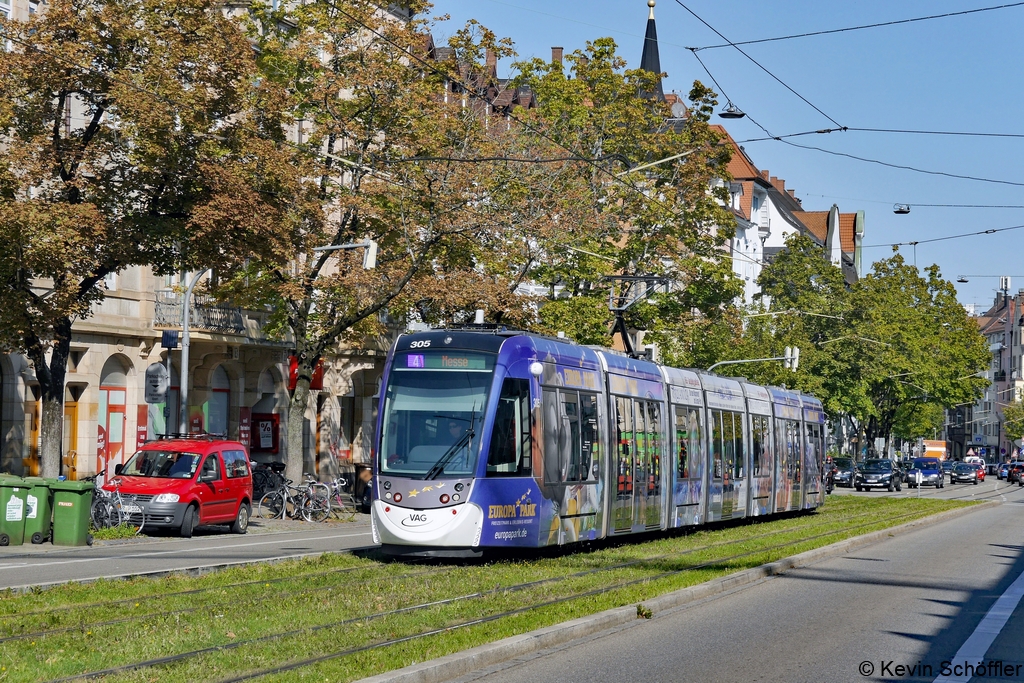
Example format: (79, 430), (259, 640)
(120, 450), (202, 479)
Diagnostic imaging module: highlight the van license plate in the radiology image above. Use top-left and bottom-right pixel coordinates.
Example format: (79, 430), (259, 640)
(120, 504), (142, 513)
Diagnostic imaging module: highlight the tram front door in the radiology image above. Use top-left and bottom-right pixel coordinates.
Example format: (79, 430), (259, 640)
(614, 398), (663, 532)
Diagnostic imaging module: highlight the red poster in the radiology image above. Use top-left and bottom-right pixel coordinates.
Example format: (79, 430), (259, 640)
(136, 405), (148, 448)
(288, 356), (325, 391)
(238, 407), (251, 450)
(189, 407), (204, 434)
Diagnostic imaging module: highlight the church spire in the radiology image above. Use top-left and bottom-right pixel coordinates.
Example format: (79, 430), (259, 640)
(639, 0), (665, 101)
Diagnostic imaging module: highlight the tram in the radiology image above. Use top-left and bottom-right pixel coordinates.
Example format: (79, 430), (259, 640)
(370, 329), (826, 557)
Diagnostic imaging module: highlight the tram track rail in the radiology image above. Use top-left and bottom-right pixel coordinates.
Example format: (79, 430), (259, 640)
(0, 507), (876, 647)
(41, 503), (954, 682)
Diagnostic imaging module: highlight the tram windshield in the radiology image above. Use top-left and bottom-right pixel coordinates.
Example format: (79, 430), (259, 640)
(379, 350), (495, 478)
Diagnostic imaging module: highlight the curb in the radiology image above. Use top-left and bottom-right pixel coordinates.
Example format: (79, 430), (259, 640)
(358, 501), (999, 683)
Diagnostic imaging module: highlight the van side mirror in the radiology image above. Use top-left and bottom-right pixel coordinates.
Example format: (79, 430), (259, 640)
(114, 464), (123, 476)
(200, 470), (217, 483)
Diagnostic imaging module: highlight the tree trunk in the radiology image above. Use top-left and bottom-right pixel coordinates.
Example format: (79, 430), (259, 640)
(30, 318), (72, 478)
(284, 354), (317, 485)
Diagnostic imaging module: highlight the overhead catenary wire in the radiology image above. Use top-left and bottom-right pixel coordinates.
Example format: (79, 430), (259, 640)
(861, 223), (1024, 249)
(690, 2), (1024, 51)
(673, 0), (844, 129)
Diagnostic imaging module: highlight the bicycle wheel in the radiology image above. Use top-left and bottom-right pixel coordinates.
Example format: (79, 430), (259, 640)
(301, 485), (331, 523)
(256, 490), (285, 520)
(92, 499), (121, 529)
(252, 470), (270, 499)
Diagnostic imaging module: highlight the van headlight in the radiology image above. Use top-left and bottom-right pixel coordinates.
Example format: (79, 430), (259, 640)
(154, 493), (179, 503)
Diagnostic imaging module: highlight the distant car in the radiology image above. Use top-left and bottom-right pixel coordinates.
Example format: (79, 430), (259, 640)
(986, 462), (998, 476)
(854, 459), (902, 492)
(949, 462), (979, 485)
(941, 460), (955, 479)
(833, 457), (855, 488)
(906, 458), (944, 488)
(1009, 463), (1024, 484)
(998, 462), (1013, 480)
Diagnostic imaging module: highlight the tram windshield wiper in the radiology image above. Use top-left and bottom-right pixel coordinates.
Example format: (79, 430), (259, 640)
(423, 428), (474, 480)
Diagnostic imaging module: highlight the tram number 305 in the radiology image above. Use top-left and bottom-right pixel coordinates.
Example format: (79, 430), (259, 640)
(409, 340), (431, 348)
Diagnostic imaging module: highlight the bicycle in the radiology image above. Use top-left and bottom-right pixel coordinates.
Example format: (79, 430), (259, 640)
(323, 475), (359, 520)
(81, 470), (145, 534)
(256, 476), (330, 523)
(252, 462), (286, 500)
(82, 470), (121, 530)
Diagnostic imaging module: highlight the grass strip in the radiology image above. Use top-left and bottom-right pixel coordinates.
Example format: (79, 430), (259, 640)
(0, 496), (968, 683)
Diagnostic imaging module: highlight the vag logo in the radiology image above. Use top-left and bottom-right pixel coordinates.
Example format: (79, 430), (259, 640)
(401, 513), (430, 527)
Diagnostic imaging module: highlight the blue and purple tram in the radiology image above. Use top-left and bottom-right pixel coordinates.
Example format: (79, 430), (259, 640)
(370, 329), (826, 557)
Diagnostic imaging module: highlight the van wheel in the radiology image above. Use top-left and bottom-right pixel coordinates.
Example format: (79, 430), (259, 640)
(231, 504), (250, 534)
(180, 505), (197, 538)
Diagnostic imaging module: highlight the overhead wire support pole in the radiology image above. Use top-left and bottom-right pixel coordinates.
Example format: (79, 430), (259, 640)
(604, 275), (669, 360)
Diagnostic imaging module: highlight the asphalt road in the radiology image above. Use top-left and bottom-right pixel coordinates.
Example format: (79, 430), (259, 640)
(446, 485), (1024, 683)
(0, 515), (375, 590)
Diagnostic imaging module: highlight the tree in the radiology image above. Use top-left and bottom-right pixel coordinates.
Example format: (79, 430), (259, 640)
(850, 254), (988, 447)
(497, 39), (738, 362)
(1003, 401), (1024, 444)
(233, 2), (529, 483)
(742, 238), (988, 452)
(0, 0), (287, 475)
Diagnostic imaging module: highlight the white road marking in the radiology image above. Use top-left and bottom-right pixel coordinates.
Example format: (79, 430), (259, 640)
(933, 566), (1024, 683)
(0, 531), (372, 570)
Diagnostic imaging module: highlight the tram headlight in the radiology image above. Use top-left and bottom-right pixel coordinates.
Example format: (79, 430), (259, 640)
(454, 483), (464, 492)
(385, 492), (392, 500)
(453, 494), (460, 502)
(393, 492), (402, 503)
(440, 494), (450, 504)
(382, 480), (392, 491)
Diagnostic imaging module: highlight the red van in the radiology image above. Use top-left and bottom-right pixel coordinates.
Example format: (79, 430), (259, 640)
(105, 437), (253, 538)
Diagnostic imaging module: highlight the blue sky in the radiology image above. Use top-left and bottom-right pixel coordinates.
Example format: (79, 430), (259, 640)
(427, 0), (1024, 313)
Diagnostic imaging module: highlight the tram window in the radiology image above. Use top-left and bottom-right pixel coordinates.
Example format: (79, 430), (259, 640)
(731, 411), (744, 480)
(721, 411), (735, 483)
(579, 393), (599, 481)
(646, 402), (662, 492)
(675, 406), (702, 479)
(710, 410), (723, 480)
(561, 393), (581, 480)
(786, 420), (801, 482)
(751, 415), (769, 477)
(634, 400), (647, 487)
(542, 389), (561, 484)
(616, 397), (634, 495)
(486, 378), (531, 477)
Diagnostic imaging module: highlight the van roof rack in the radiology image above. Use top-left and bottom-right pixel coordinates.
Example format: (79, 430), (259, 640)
(155, 432), (228, 441)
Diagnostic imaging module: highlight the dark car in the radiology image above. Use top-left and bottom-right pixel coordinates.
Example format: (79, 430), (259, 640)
(1009, 463), (1024, 484)
(833, 457), (856, 488)
(949, 462), (979, 485)
(941, 460), (955, 480)
(906, 457), (944, 488)
(854, 459), (902, 492)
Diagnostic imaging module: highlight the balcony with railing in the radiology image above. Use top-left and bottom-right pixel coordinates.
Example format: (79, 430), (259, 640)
(154, 290), (248, 334)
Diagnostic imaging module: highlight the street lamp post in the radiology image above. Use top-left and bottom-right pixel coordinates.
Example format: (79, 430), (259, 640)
(179, 268), (211, 434)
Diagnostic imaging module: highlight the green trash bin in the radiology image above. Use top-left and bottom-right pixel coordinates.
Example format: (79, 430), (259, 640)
(0, 476), (29, 546)
(50, 480), (94, 547)
(22, 477), (53, 544)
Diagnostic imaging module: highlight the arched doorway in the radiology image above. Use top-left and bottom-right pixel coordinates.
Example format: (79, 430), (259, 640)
(98, 356), (131, 481)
